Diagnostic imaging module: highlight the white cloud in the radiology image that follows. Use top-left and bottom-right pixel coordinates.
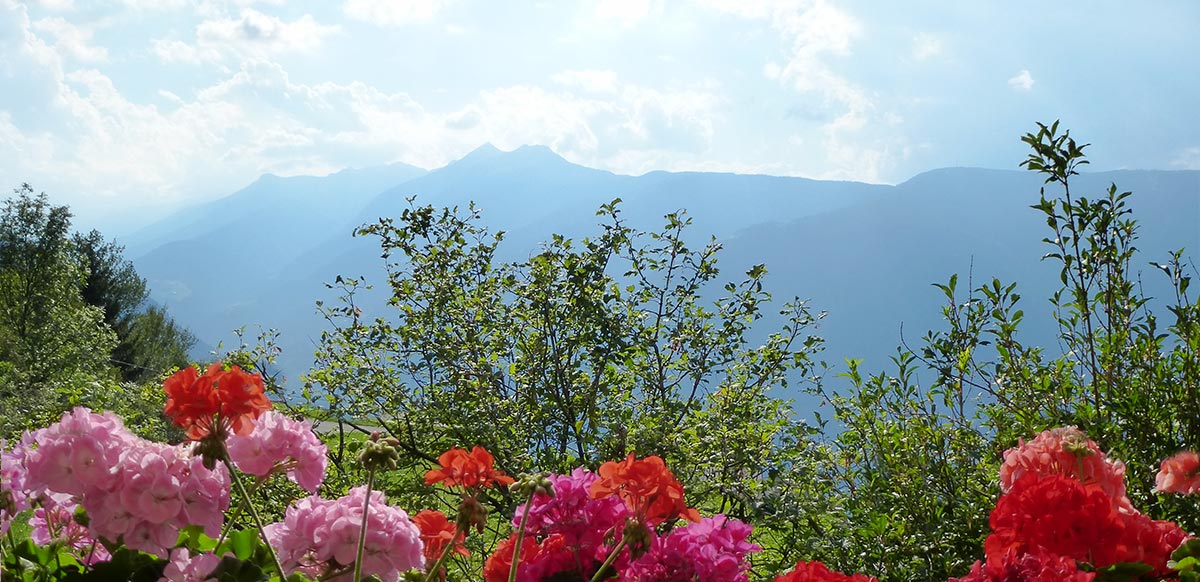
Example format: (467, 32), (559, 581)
(121, 0), (188, 9)
(699, 0), (894, 181)
(32, 17), (108, 63)
(595, 0), (661, 26)
(36, 0), (73, 10)
(198, 9), (337, 52)
(342, 0), (453, 26)
(692, 0), (774, 19)
(151, 9), (337, 65)
(1008, 69), (1035, 91)
(0, 0), (725, 220)
(553, 69), (620, 93)
(151, 38), (221, 64)
(1171, 147), (1200, 170)
(912, 32), (942, 60)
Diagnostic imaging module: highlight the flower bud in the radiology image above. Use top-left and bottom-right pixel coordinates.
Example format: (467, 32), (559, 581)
(456, 496), (488, 534)
(358, 436), (401, 472)
(511, 472), (556, 498)
(622, 518), (654, 559)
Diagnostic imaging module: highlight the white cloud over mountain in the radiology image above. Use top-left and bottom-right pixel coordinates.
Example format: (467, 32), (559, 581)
(0, 0), (1195, 233)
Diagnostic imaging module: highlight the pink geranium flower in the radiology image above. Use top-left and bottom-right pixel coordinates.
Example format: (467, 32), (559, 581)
(1155, 451), (1200, 495)
(160, 548), (222, 582)
(264, 486), (422, 582)
(227, 411), (328, 493)
(998, 426), (1129, 508)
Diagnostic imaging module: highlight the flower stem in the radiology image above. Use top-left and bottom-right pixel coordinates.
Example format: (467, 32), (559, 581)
(589, 538), (627, 582)
(83, 539), (98, 570)
(420, 531), (458, 582)
(352, 469), (376, 582)
(224, 457), (286, 579)
(217, 474), (268, 549)
(508, 497), (533, 582)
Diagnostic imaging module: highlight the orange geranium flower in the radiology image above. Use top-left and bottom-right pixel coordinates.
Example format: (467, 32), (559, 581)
(163, 363), (271, 439)
(589, 453), (700, 525)
(424, 446), (514, 490)
(413, 509), (468, 577)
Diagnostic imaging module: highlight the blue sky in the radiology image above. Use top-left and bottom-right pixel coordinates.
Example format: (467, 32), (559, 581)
(2, 0), (1197, 234)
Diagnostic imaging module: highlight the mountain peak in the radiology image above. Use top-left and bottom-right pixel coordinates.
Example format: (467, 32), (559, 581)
(445, 143), (576, 174)
(461, 143), (503, 159)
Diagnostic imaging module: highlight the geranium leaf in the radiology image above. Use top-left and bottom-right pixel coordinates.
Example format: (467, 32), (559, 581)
(1092, 561), (1154, 582)
(208, 556), (267, 582)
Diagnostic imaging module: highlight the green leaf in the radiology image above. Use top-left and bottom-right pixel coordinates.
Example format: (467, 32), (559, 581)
(218, 528), (261, 561)
(208, 556), (268, 582)
(1088, 561), (1154, 582)
(69, 547), (163, 582)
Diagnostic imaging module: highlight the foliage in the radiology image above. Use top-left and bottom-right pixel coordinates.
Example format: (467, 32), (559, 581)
(4, 124), (1199, 582)
(72, 229), (196, 383)
(305, 200), (824, 524)
(789, 122), (1200, 580)
(0, 186), (117, 403)
(0, 185), (196, 440)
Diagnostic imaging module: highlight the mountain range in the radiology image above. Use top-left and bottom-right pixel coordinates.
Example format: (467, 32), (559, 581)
(123, 145), (1200, 403)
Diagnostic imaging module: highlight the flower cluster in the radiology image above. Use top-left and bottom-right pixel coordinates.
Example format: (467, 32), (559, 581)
(29, 492), (110, 565)
(1156, 451), (1200, 495)
(516, 468), (627, 556)
(624, 515), (761, 582)
(160, 548), (222, 582)
(263, 486), (423, 582)
(17, 407), (230, 558)
(424, 445), (515, 490)
(590, 453), (701, 525)
(774, 561), (878, 582)
(998, 426), (1129, 506)
(163, 364), (271, 440)
(956, 427), (1190, 581)
(0, 437), (32, 535)
(491, 468), (629, 581)
(413, 509), (468, 577)
(486, 457), (755, 582)
(227, 410), (327, 493)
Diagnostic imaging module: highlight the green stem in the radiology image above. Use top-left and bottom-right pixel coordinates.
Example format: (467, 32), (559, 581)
(4, 527), (16, 562)
(216, 474), (269, 549)
(352, 470), (376, 582)
(589, 538), (627, 582)
(82, 539), (98, 571)
(223, 458), (286, 580)
(420, 531), (458, 582)
(508, 497), (533, 582)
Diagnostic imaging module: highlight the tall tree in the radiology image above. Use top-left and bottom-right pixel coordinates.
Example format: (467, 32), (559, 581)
(0, 185), (195, 390)
(0, 185), (115, 392)
(70, 229), (194, 382)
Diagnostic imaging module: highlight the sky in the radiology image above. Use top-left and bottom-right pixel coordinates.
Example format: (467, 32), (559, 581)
(2, 0), (1198, 234)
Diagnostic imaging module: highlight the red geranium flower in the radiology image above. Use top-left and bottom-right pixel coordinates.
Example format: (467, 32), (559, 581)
(985, 475), (1125, 568)
(424, 446), (514, 490)
(163, 363), (271, 440)
(1114, 510), (1189, 576)
(589, 453), (700, 525)
(413, 510), (467, 578)
(774, 560), (878, 582)
(483, 533), (539, 582)
(951, 547), (1096, 582)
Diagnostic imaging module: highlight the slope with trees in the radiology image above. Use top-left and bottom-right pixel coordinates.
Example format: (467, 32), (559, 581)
(0, 185), (195, 437)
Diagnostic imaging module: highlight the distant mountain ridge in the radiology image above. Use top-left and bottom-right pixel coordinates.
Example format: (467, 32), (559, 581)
(128, 145), (1200, 405)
